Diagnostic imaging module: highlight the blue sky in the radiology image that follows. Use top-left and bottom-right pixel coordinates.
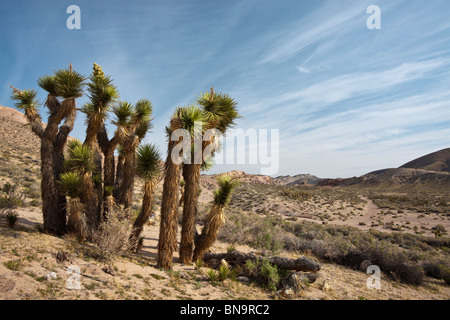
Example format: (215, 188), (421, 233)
(1, 0), (450, 178)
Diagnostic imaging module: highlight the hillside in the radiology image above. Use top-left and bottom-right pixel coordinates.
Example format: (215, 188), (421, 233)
(275, 174), (322, 186)
(317, 149), (450, 189)
(319, 168), (450, 189)
(0, 106), (40, 155)
(400, 148), (450, 173)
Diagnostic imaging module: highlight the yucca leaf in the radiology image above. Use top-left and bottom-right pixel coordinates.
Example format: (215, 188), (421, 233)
(136, 144), (162, 181)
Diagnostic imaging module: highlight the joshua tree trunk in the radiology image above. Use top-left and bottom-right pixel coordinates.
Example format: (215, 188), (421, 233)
(79, 173), (98, 234)
(157, 141), (181, 270)
(97, 125), (123, 219)
(40, 139), (66, 235)
(114, 153), (125, 201)
(179, 139), (215, 264)
(66, 198), (86, 241)
(129, 180), (155, 251)
(21, 93), (76, 236)
(193, 205), (224, 262)
(179, 163), (201, 264)
(114, 132), (141, 210)
(115, 140), (137, 209)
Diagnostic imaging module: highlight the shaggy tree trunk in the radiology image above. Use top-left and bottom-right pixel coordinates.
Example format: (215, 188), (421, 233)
(193, 205), (223, 262)
(202, 251), (321, 272)
(97, 125), (122, 219)
(114, 154), (125, 201)
(80, 173), (98, 235)
(51, 102), (77, 234)
(41, 139), (66, 235)
(27, 95), (77, 235)
(157, 141), (181, 270)
(114, 136), (139, 210)
(66, 198), (86, 241)
(179, 163), (201, 264)
(129, 180), (155, 251)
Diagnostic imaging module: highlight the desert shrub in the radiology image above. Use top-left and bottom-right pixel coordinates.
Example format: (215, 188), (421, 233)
(4, 259), (22, 271)
(227, 243), (236, 253)
(431, 225), (448, 238)
(422, 261), (450, 284)
(279, 188), (312, 202)
(243, 258), (285, 291)
(259, 259), (283, 291)
(441, 265), (450, 285)
(206, 269), (219, 282)
(218, 264), (231, 282)
(34, 223), (44, 233)
(2, 182), (13, 194)
(89, 207), (132, 261)
(5, 210), (19, 228)
(0, 183), (25, 209)
(195, 259), (204, 270)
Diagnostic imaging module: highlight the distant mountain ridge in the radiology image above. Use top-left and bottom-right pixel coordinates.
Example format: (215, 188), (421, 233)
(400, 148), (450, 173)
(318, 148), (450, 188)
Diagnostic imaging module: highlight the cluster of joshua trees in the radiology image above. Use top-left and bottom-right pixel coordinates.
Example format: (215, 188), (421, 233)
(10, 63), (240, 270)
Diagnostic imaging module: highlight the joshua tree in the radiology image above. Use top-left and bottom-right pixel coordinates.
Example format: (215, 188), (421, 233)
(179, 88), (240, 264)
(81, 63), (119, 222)
(193, 174), (239, 261)
(114, 100), (153, 209)
(157, 106), (204, 270)
(10, 65), (85, 235)
(82, 63), (119, 149)
(129, 144), (162, 252)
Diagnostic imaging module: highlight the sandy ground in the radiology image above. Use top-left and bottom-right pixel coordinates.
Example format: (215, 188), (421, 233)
(1, 207), (449, 300)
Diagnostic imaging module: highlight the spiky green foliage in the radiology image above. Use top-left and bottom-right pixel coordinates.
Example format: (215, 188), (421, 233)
(132, 99), (153, 125)
(59, 172), (82, 198)
(83, 65), (119, 121)
(175, 105), (205, 136)
(54, 67), (86, 99)
(213, 174), (239, 207)
(197, 91), (240, 134)
(11, 89), (39, 118)
(135, 120), (152, 141)
(67, 139), (82, 151)
(136, 144), (162, 181)
(104, 186), (114, 196)
(65, 144), (97, 174)
(37, 75), (59, 96)
(201, 156), (215, 172)
(112, 101), (134, 127)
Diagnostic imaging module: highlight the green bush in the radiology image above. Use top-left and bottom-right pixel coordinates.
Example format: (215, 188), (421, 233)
(5, 210), (19, 228)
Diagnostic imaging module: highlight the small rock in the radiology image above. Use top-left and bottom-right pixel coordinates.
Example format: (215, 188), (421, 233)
(320, 281), (330, 291)
(13, 233), (19, 238)
(196, 275), (209, 282)
(236, 276), (250, 283)
(284, 288), (295, 296)
(46, 272), (57, 281)
(102, 265), (116, 276)
(56, 251), (73, 263)
(360, 260), (372, 272)
(220, 259), (229, 268)
(179, 272), (191, 280)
